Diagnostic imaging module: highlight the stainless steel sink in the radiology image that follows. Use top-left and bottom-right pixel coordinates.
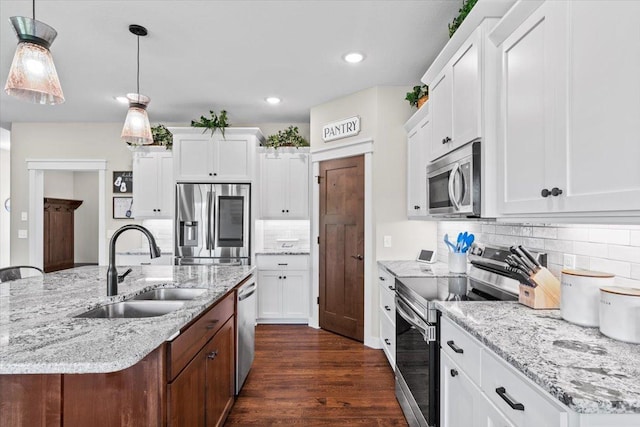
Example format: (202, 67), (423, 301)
(131, 288), (208, 301)
(75, 300), (186, 319)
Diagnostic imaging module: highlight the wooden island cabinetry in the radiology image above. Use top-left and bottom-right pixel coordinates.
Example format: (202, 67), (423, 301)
(0, 291), (237, 427)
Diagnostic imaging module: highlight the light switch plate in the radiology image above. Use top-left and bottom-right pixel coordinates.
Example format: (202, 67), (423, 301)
(383, 235), (392, 248)
(18, 229), (27, 239)
(21, 212), (27, 221)
(563, 254), (576, 269)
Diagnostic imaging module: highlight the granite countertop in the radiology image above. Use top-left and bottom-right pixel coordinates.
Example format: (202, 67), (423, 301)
(0, 265), (254, 375)
(378, 260), (466, 278)
(256, 250), (310, 255)
(436, 301), (640, 414)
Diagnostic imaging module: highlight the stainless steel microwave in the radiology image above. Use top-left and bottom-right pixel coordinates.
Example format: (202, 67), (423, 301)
(426, 140), (480, 217)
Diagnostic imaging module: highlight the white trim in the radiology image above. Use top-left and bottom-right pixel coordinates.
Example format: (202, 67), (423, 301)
(311, 138), (376, 348)
(26, 159), (108, 268)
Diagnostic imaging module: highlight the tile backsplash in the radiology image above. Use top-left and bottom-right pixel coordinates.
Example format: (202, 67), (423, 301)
(255, 220), (310, 251)
(438, 221), (640, 288)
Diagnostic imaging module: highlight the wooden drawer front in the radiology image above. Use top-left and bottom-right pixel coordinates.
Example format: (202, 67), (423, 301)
(168, 293), (234, 381)
(379, 283), (395, 323)
(481, 349), (567, 427)
(441, 316), (482, 385)
(379, 311), (395, 368)
(378, 267), (394, 291)
(256, 255), (308, 270)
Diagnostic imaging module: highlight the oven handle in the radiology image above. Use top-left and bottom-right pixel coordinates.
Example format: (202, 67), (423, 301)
(448, 162), (461, 211)
(396, 297), (429, 340)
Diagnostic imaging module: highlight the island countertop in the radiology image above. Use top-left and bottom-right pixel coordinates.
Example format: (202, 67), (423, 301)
(0, 265), (254, 375)
(436, 301), (640, 415)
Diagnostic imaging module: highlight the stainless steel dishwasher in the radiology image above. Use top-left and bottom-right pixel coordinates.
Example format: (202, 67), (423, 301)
(236, 276), (256, 394)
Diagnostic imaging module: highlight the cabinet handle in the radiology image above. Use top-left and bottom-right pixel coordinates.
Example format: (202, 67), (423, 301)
(206, 320), (220, 329)
(278, 263), (288, 266)
(213, 173), (217, 176)
(384, 338), (391, 346)
(384, 305), (391, 311)
(283, 276), (287, 279)
(495, 387), (525, 411)
(278, 276), (282, 279)
(551, 187), (563, 197)
(379, 276), (385, 281)
(286, 209), (289, 213)
(388, 285), (395, 291)
(450, 369), (458, 377)
(541, 188), (550, 198)
(447, 340), (464, 354)
(282, 209), (285, 213)
(209, 173), (213, 176)
(207, 350), (218, 360)
(442, 136), (452, 144)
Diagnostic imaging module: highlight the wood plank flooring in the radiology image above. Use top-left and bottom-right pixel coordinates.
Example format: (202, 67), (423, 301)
(225, 325), (407, 426)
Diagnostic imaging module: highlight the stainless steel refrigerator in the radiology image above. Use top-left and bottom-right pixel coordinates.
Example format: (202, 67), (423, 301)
(175, 183), (250, 265)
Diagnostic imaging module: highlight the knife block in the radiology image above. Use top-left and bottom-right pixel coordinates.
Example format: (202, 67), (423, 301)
(518, 267), (561, 309)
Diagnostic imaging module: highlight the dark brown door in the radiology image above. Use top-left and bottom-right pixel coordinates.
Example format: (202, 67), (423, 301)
(319, 155), (365, 342)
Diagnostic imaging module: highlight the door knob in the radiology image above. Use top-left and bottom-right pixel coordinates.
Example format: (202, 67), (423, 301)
(351, 255), (364, 261)
(207, 350), (218, 360)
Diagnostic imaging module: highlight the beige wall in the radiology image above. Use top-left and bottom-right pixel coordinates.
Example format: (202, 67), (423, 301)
(0, 128), (10, 267)
(310, 86), (437, 342)
(74, 172), (99, 263)
(44, 171), (75, 199)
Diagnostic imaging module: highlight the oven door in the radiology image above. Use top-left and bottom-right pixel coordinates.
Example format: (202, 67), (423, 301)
(395, 296), (439, 427)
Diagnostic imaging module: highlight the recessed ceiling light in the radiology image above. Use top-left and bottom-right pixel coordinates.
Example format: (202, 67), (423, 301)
(265, 97), (281, 105)
(114, 96), (129, 104)
(343, 52), (364, 64)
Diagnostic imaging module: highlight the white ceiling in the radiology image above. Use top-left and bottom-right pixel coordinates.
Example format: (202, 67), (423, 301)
(0, 0), (460, 125)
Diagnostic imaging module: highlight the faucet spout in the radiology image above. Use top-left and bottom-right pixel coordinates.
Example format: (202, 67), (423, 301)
(107, 224), (161, 296)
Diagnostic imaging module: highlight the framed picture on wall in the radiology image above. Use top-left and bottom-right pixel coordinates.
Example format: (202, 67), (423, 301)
(113, 171), (133, 193)
(113, 197), (134, 219)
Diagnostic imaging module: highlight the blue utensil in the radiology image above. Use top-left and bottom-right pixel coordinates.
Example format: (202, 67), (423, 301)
(456, 232), (465, 252)
(461, 234), (475, 253)
(444, 233), (457, 252)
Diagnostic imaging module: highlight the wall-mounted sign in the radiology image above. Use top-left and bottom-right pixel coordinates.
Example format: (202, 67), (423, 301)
(322, 116), (361, 142)
(113, 197), (134, 219)
(113, 171), (132, 193)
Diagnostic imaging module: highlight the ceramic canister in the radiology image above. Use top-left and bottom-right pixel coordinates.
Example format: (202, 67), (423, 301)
(599, 286), (640, 344)
(560, 269), (614, 327)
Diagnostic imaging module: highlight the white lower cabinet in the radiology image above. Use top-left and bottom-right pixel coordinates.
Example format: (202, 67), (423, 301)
(378, 267), (395, 368)
(256, 255), (309, 324)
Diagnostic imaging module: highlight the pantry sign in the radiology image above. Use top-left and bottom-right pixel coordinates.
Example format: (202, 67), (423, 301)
(322, 116), (360, 142)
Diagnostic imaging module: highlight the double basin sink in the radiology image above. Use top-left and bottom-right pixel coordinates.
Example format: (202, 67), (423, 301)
(75, 288), (208, 319)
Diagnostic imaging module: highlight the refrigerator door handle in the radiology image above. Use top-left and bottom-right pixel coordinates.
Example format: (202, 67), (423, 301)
(209, 190), (215, 251)
(206, 191), (213, 250)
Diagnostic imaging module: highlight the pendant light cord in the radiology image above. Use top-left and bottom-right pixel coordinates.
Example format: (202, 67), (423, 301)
(32, 0), (35, 20)
(136, 35), (140, 103)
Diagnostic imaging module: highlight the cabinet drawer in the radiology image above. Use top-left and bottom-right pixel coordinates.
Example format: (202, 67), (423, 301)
(168, 292), (234, 381)
(441, 316), (482, 385)
(378, 267), (395, 291)
(481, 349), (567, 427)
(256, 255), (308, 270)
(379, 311), (395, 368)
(379, 283), (395, 321)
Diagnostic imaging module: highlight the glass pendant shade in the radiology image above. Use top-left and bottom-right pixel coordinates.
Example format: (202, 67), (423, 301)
(4, 16), (64, 105)
(121, 93), (153, 145)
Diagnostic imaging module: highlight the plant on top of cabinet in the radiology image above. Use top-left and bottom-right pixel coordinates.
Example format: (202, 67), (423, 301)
(191, 109), (231, 138)
(405, 84), (429, 109)
(264, 125), (309, 149)
(151, 124), (173, 149)
(448, 0), (478, 37)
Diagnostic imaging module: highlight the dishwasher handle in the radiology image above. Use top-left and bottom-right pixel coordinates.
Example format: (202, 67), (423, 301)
(239, 289), (256, 301)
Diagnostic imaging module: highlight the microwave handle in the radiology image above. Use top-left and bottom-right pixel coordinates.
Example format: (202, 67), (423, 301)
(448, 162), (461, 210)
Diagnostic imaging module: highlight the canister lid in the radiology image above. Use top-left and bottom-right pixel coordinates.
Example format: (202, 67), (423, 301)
(600, 286), (640, 297)
(561, 269), (614, 278)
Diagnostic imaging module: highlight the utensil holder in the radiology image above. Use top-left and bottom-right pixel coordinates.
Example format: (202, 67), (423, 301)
(448, 252), (467, 273)
(518, 267), (561, 309)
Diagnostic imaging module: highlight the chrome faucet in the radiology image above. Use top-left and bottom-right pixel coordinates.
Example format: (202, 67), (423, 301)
(107, 224), (161, 296)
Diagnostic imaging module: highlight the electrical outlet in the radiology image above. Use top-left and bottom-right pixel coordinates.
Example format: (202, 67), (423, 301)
(383, 235), (392, 248)
(18, 229), (27, 239)
(563, 254), (576, 269)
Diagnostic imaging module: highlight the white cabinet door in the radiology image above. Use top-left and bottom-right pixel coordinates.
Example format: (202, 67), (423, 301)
(213, 135), (251, 181)
(379, 312), (395, 369)
(407, 116), (431, 218)
(257, 271), (281, 319)
(158, 152), (174, 216)
(430, 71), (453, 161)
(477, 394), (515, 427)
(498, 1), (566, 214)
(440, 352), (479, 427)
(133, 153), (159, 218)
(281, 270), (308, 319)
(286, 154), (309, 218)
(174, 136), (213, 181)
(451, 27), (481, 149)
(260, 154), (286, 218)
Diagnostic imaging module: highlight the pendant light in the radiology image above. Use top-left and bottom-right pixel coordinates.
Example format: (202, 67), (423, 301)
(4, 0), (65, 104)
(121, 24), (152, 145)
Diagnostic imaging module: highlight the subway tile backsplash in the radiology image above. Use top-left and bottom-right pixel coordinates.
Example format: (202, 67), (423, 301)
(438, 221), (640, 288)
(257, 220), (310, 251)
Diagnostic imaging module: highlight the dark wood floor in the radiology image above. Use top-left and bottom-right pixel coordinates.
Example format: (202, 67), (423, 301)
(225, 325), (408, 426)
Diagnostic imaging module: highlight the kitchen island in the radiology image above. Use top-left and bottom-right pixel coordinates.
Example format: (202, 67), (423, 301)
(437, 301), (640, 426)
(0, 265), (254, 426)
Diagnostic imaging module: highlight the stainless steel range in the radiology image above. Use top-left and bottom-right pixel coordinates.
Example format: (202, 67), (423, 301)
(394, 244), (546, 427)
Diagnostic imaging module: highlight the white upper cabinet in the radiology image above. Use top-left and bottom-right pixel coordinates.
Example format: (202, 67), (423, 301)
(405, 104), (431, 218)
(494, 0), (640, 216)
(429, 70), (453, 161)
(132, 148), (173, 218)
(259, 150), (309, 219)
(170, 128), (264, 182)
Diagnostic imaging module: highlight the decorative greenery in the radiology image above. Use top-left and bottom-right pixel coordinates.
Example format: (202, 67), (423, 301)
(151, 124), (173, 149)
(448, 0), (478, 38)
(190, 110), (231, 138)
(405, 85), (429, 108)
(265, 126), (309, 149)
